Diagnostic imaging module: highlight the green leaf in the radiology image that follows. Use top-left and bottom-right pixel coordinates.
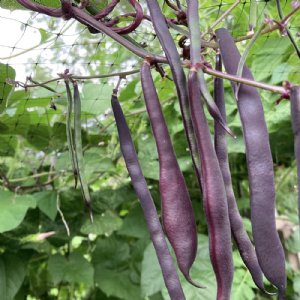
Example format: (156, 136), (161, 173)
(293, 274), (300, 297)
(0, 253), (26, 300)
(80, 210), (122, 236)
(0, 64), (16, 113)
(81, 83), (113, 115)
(141, 243), (165, 297)
(119, 79), (138, 102)
(141, 234), (218, 299)
(118, 205), (148, 238)
(95, 268), (141, 300)
(0, 190), (36, 233)
(48, 252), (94, 286)
(232, 269), (256, 300)
(35, 191), (57, 221)
(138, 135), (159, 180)
(285, 228), (300, 253)
(92, 235), (130, 269)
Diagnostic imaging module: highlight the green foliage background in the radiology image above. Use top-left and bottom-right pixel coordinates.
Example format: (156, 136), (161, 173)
(0, 0), (300, 299)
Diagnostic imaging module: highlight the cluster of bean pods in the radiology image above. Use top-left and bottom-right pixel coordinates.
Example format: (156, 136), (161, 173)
(63, 73), (93, 222)
(15, 1), (300, 299)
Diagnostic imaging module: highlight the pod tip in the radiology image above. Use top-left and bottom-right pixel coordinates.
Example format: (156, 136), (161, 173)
(184, 273), (206, 289)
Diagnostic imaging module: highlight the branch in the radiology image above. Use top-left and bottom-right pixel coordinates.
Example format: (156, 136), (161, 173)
(275, 0), (300, 58)
(203, 66), (287, 95)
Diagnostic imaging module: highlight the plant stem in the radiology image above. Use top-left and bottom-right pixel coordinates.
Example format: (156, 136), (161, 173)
(204, 66), (287, 95)
(210, 0), (241, 30)
(275, 0), (300, 58)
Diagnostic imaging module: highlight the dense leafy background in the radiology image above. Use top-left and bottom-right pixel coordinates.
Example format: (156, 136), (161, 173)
(0, 0), (300, 299)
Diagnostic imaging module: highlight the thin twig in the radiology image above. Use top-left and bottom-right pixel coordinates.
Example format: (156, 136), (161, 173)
(275, 0), (300, 58)
(57, 193), (70, 236)
(203, 66), (287, 95)
(210, 0), (241, 30)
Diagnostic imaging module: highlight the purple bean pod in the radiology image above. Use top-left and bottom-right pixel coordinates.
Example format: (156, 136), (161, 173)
(93, 0), (120, 20)
(290, 86), (300, 226)
(111, 93), (186, 300)
(216, 28), (286, 298)
(214, 54), (274, 295)
(141, 61), (204, 288)
(110, 0), (143, 35)
(145, 0), (202, 191)
(188, 69), (233, 300)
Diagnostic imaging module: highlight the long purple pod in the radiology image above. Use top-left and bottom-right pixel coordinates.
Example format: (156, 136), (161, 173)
(290, 86), (300, 226)
(216, 28), (286, 298)
(214, 54), (273, 295)
(188, 69), (233, 300)
(111, 94), (186, 300)
(145, 0), (202, 190)
(141, 61), (203, 288)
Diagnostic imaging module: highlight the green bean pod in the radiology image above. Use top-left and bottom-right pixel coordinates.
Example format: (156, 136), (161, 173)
(73, 80), (93, 222)
(64, 79), (78, 188)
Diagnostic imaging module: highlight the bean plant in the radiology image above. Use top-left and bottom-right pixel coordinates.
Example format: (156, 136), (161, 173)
(0, 0), (300, 299)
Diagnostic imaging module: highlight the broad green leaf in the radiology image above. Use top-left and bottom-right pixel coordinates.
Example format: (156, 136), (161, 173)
(0, 135), (17, 156)
(141, 234), (217, 299)
(34, 191), (57, 221)
(92, 185), (136, 211)
(118, 205), (148, 238)
(0, 253), (26, 300)
(285, 228), (300, 253)
(141, 243), (165, 297)
(119, 79), (138, 102)
(138, 135), (159, 180)
(48, 252), (94, 286)
(92, 235), (130, 268)
(0, 64), (16, 113)
(80, 210), (122, 236)
(0, 190), (36, 233)
(293, 274), (300, 297)
(95, 268), (141, 300)
(83, 147), (114, 180)
(81, 83), (113, 115)
(232, 269), (256, 300)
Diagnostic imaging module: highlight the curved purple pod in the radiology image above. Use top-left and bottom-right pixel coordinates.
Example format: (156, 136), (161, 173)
(94, 0), (120, 20)
(214, 54), (274, 295)
(188, 69), (233, 300)
(290, 86), (300, 226)
(216, 28), (286, 298)
(111, 94), (186, 300)
(145, 0), (202, 190)
(141, 61), (203, 288)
